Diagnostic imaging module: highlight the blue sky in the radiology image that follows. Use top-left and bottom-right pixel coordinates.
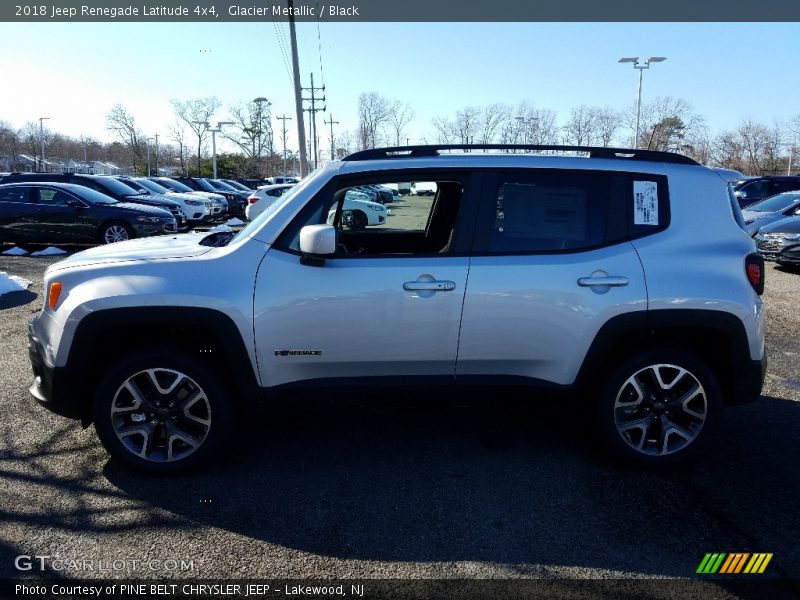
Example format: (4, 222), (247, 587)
(0, 21), (797, 153)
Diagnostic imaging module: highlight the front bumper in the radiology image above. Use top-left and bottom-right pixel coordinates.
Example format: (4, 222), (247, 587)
(28, 323), (83, 420)
(755, 237), (800, 263)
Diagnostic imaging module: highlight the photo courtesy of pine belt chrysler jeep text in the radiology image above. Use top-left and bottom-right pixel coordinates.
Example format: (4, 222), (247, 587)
(27, 145), (766, 473)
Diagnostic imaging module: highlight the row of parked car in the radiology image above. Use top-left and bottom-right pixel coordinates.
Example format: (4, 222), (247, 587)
(0, 172), (285, 245)
(732, 176), (800, 267)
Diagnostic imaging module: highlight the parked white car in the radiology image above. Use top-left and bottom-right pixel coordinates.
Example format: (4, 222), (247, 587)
(326, 190), (388, 229)
(151, 177), (227, 218)
(245, 184), (296, 221)
(131, 178), (209, 223)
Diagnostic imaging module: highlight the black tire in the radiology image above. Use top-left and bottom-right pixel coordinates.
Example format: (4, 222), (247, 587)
(594, 347), (722, 466)
(93, 349), (236, 474)
(351, 210), (368, 230)
(99, 221), (133, 245)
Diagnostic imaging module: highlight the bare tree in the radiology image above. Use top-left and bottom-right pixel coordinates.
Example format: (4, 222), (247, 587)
(168, 122), (191, 175)
(562, 105), (599, 146)
(105, 105), (144, 172)
(222, 99), (274, 160)
(478, 104), (509, 144)
(387, 99), (414, 146)
(171, 97), (222, 176)
(357, 92), (390, 149)
(595, 107), (623, 147)
(431, 115), (457, 144)
(334, 130), (355, 158)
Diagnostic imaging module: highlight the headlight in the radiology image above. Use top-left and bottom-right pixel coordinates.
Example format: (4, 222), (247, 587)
(136, 216), (161, 223)
(187, 200), (203, 206)
(368, 205), (383, 211)
(783, 233), (800, 241)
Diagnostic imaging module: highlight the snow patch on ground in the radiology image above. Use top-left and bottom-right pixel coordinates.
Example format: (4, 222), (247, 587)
(225, 217), (245, 226)
(29, 247), (67, 257)
(0, 272), (32, 296)
(1, 246), (28, 256)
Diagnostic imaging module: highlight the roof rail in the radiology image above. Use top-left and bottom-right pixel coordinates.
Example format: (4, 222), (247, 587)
(343, 144), (699, 165)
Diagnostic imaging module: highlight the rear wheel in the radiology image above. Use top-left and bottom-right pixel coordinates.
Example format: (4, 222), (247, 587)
(93, 350), (235, 473)
(595, 348), (721, 465)
(99, 221), (133, 244)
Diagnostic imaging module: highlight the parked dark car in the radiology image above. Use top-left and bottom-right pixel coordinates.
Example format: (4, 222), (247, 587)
(220, 179), (252, 192)
(733, 176), (800, 208)
(0, 173), (186, 228)
(0, 182), (176, 244)
(172, 177), (246, 216)
(741, 192), (800, 236)
(754, 216), (800, 266)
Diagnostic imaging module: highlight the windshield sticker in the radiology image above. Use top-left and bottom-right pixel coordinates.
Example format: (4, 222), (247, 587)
(634, 181), (659, 225)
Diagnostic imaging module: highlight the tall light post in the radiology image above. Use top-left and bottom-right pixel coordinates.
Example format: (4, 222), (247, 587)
(38, 117), (50, 172)
(206, 121), (233, 179)
(619, 56), (667, 148)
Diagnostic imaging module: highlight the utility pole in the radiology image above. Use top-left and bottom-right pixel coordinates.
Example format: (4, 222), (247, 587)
(146, 137), (154, 176)
(302, 72), (325, 170)
(288, 0), (309, 177)
(154, 133), (159, 175)
(39, 116), (50, 172)
(276, 114), (292, 174)
(324, 113), (339, 161)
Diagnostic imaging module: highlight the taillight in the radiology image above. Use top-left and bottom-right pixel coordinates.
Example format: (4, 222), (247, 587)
(745, 253), (764, 295)
(248, 196), (258, 204)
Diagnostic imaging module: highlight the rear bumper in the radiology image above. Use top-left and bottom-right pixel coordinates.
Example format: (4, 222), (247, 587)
(730, 354), (767, 405)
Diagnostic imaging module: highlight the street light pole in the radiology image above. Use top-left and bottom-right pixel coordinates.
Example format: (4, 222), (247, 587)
(619, 56), (666, 148)
(39, 117), (50, 172)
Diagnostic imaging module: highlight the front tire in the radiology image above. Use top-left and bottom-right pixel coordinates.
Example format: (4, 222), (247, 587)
(93, 350), (235, 473)
(99, 221), (133, 244)
(351, 210), (368, 230)
(595, 348), (721, 466)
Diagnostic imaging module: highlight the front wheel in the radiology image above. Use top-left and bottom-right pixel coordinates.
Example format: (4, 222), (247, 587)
(99, 221), (133, 244)
(93, 350), (235, 473)
(595, 348), (721, 465)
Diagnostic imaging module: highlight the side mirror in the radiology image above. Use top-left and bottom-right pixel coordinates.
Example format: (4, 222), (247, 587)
(299, 224), (336, 257)
(67, 199), (85, 208)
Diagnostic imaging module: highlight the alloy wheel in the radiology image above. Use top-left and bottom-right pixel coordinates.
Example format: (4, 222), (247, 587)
(613, 363), (707, 457)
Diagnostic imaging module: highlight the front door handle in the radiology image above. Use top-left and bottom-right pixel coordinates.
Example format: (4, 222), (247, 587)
(403, 280), (456, 291)
(577, 275), (629, 287)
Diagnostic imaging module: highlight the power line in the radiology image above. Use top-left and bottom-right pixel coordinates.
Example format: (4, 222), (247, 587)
(271, 18), (294, 85)
(315, 2), (325, 87)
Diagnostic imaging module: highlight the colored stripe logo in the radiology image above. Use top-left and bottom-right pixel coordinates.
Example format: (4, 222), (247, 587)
(697, 553), (773, 574)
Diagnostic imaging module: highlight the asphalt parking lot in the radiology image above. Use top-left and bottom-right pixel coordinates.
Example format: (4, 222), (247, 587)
(0, 252), (798, 595)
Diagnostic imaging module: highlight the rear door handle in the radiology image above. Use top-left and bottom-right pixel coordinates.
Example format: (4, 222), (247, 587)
(403, 280), (456, 291)
(577, 275), (629, 287)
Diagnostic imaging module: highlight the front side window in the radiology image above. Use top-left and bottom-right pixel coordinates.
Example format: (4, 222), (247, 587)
(277, 175), (466, 256)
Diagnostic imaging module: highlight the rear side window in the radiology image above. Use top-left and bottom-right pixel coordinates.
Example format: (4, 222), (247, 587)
(473, 170), (669, 254)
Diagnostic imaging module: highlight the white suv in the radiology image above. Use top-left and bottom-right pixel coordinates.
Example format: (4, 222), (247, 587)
(27, 145), (766, 473)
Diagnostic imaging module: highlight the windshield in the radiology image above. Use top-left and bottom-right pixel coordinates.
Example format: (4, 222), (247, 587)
(72, 186), (118, 205)
(135, 178), (170, 194)
(195, 179), (217, 192)
(92, 176), (149, 197)
(115, 179), (148, 193)
(224, 180), (250, 191)
(231, 171), (319, 244)
(748, 192), (800, 213)
(157, 178), (194, 193)
(207, 179), (237, 192)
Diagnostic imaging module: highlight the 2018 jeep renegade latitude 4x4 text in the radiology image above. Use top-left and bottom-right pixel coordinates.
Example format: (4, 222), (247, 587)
(27, 145), (766, 473)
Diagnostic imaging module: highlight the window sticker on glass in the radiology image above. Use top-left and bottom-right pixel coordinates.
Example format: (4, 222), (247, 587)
(634, 181), (658, 225)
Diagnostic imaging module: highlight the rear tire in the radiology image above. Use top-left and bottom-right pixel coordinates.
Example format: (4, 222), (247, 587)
(93, 349), (235, 474)
(594, 347), (721, 466)
(351, 210), (368, 230)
